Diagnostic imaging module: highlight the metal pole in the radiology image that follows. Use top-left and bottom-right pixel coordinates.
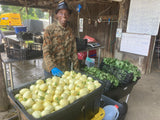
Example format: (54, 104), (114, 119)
(125, 94), (130, 103)
(98, 48), (101, 67)
(2, 62), (8, 88)
(9, 63), (14, 89)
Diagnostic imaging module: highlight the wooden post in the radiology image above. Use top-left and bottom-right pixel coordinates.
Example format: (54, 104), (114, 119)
(0, 54), (10, 111)
(114, 0), (130, 60)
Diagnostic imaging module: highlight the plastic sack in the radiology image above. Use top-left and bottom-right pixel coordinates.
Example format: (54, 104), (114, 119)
(85, 57), (95, 67)
(83, 35), (97, 43)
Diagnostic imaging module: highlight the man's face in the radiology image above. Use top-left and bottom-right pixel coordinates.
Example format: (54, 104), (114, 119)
(56, 9), (70, 27)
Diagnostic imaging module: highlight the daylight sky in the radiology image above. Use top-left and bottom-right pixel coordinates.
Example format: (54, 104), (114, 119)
(0, 5), (2, 12)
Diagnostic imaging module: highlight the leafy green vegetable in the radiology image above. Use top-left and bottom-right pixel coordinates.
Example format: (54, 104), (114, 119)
(83, 67), (119, 87)
(103, 58), (141, 81)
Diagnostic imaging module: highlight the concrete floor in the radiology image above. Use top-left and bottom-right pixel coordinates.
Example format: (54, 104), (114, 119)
(125, 69), (160, 120)
(0, 56), (160, 120)
(125, 57), (160, 120)
(11, 59), (44, 88)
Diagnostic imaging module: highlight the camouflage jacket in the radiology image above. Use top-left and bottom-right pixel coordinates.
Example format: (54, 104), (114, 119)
(42, 19), (79, 72)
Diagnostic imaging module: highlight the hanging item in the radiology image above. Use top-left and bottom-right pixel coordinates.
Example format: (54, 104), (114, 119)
(76, 4), (82, 12)
(94, 21), (98, 27)
(76, 4), (82, 37)
(97, 17), (102, 23)
(88, 18), (91, 24)
(108, 18), (111, 24)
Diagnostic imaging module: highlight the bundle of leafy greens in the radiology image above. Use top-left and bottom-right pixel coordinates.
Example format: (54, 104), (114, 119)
(83, 67), (119, 87)
(102, 58), (141, 81)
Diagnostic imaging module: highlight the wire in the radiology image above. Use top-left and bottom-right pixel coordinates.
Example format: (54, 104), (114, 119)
(69, 3), (118, 24)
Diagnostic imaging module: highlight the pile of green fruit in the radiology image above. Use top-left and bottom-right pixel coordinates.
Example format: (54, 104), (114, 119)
(14, 71), (101, 119)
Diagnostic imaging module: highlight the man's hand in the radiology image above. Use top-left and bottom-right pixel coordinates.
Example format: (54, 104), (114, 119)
(51, 67), (63, 77)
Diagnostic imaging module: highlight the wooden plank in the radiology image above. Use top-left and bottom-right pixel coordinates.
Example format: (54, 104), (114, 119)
(68, 0), (112, 4)
(0, 55), (10, 111)
(145, 36), (156, 74)
(9, 96), (28, 120)
(99, 15), (118, 21)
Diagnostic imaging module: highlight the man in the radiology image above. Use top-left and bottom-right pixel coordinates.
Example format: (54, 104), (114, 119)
(42, 1), (79, 79)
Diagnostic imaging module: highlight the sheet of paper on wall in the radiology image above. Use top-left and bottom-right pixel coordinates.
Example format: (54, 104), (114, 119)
(116, 28), (122, 38)
(126, 0), (160, 36)
(120, 33), (151, 56)
(79, 18), (83, 32)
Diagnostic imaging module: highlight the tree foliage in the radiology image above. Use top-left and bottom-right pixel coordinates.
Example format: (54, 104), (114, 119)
(0, 5), (48, 21)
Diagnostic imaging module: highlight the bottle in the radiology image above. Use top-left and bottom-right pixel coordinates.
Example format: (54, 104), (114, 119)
(103, 104), (119, 120)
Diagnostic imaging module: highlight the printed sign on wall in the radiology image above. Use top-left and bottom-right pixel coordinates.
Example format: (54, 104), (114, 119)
(79, 18), (83, 32)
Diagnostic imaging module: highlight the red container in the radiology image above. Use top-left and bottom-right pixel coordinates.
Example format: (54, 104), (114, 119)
(78, 50), (96, 60)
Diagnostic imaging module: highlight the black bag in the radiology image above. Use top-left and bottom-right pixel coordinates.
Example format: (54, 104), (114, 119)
(76, 38), (87, 51)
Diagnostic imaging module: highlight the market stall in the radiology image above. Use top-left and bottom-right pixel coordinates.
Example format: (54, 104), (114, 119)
(0, 0), (143, 120)
(1, 35), (141, 119)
